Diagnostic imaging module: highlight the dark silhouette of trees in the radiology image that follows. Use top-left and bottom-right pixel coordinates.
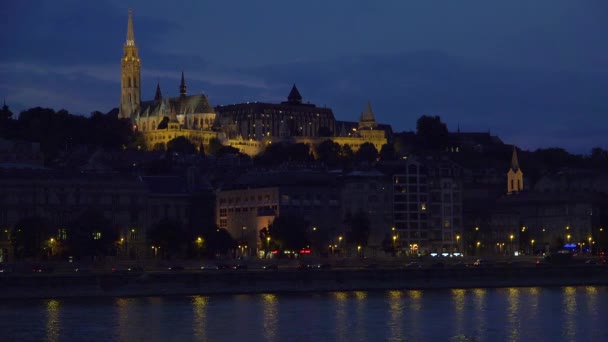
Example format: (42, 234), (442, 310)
(344, 210), (371, 248)
(167, 136), (196, 155)
(416, 115), (449, 150)
(315, 139), (341, 167)
(203, 227), (236, 257)
(147, 218), (187, 259)
(355, 142), (379, 164)
(66, 209), (119, 259)
(11, 216), (53, 259)
(269, 215), (309, 251)
(157, 116), (169, 129)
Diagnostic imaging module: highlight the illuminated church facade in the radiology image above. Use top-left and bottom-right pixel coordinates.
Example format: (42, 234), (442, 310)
(119, 10), (391, 155)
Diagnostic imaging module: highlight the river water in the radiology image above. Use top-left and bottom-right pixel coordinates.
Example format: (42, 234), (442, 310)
(1, 286), (607, 341)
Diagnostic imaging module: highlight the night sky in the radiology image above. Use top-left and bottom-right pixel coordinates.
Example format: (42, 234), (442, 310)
(1, 1), (607, 153)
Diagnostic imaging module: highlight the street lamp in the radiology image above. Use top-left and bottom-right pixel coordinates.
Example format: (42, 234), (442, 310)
(392, 235), (397, 250)
(567, 234), (571, 242)
(530, 239), (535, 255)
(589, 236), (593, 255)
(456, 235), (460, 251)
(357, 245), (361, 257)
(510, 234), (514, 254)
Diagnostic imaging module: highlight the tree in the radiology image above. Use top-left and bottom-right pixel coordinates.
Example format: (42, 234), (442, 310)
(315, 140), (341, 167)
(379, 143), (396, 161)
(147, 218), (187, 259)
(344, 210), (370, 248)
(207, 137), (223, 156)
(355, 142), (379, 164)
(157, 116), (169, 129)
(268, 215), (309, 251)
(167, 136), (196, 155)
(416, 115), (449, 150)
(66, 209), (118, 259)
(11, 216), (53, 259)
(203, 227), (236, 257)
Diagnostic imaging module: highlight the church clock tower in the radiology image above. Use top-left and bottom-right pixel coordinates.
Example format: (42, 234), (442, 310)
(119, 9), (141, 120)
(507, 145), (524, 194)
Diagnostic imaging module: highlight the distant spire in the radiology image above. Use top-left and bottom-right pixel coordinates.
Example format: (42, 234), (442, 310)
(179, 71), (187, 96)
(511, 145), (520, 171)
(287, 84), (302, 104)
(154, 81), (162, 101)
(359, 100), (377, 129)
(126, 9), (135, 46)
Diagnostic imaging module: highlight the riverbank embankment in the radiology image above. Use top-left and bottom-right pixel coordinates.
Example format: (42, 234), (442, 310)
(1, 265), (608, 299)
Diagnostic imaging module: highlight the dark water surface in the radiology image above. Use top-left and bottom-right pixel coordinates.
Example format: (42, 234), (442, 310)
(1, 286), (607, 341)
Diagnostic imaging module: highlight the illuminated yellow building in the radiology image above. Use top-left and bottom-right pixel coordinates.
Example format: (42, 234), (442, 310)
(119, 10), (390, 156)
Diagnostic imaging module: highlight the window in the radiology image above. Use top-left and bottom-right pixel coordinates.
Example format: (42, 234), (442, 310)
(93, 232), (102, 240)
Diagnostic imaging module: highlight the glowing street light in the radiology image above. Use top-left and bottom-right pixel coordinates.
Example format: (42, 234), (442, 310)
(530, 239), (535, 254)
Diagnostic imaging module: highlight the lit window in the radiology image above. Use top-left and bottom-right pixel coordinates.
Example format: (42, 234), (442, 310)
(93, 232), (102, 240)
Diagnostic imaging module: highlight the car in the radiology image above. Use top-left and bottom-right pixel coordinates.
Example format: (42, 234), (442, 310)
(297, 264), (311, 270)
(315, 264), (331, 269)
(473, 259), (492, 267)
(128, 266), (144, 272)
(31, 265), (54, 273)
(535, 259), (549, 267)
(74, 267), (92, 273)
(201, 265), (220, 270)
(405, 262), (422, 269)
(168, 265), (184, 271)
(233, 264), (248, 270)
(262, 264), (278, 270)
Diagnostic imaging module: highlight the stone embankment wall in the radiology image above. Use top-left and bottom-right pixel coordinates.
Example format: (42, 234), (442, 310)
(1, 266), (607, 299)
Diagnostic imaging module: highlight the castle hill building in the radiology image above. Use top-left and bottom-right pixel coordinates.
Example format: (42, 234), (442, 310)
(118, 9), (391, 156)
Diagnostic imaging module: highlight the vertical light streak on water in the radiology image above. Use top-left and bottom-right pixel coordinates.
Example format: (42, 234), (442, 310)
(115, 297), (132, 342)
(585, 286), (598, 341)
(45, 299), (61, 342)
(451, 289), (466, 338)
(408, 290), (422, 341)
(354, 291), (368, 342)
(527, 287), (540, 320)
(507, 287), (520, 342)
(473, 288), (487, 340)
(192, 296), (208, 342)
(562, 286), (577, 339)
(387, 290), (404, 342)
(334, 292), (349, 342)
(261, 294), (278, 342)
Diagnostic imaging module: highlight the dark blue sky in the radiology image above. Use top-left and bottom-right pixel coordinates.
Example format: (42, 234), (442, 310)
(1, 0), (607, 153)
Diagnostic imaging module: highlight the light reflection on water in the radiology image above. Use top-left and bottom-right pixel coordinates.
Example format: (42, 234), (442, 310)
(1, 286), (607, 341)
(45, 299), (60, 342)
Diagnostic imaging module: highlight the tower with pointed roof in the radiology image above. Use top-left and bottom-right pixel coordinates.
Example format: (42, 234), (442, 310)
(119, 9), (141, 120)
(179, 71), (187, 96)
(286, 84), (302, 104)
(507, 146), (524, 194)
(358, 101), (378, 129)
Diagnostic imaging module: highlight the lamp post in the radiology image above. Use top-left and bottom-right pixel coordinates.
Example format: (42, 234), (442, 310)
(567, 234), (571, 243)
(456, 235), (460, 252)
(589, 236), (593, 255)
(510, 234), (514, 255)
(357, 245), (362, 257)
(530, 239), (535, 255)
(267, 236), (271, 257)
(392, 235), (397, 254)
(49, 238), (55, 257)
(476, 241), (481, 255)
(196, 237), (203, 260)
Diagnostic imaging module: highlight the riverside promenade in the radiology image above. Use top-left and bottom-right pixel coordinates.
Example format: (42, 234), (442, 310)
(1, 263), (607, 299)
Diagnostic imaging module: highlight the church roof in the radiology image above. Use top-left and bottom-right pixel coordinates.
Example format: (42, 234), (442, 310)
(140, 93), (215, 117)
(511, 146), (520, 171)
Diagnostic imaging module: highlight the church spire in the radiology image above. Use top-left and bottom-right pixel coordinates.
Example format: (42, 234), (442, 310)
(507, 145), (523, 194)
(119, 9), (141, 120)
(154, 81), (162, 101)
(179, 71), (187, 96)
(511, 145), (520, 171)
(358, 100), (377, 129)
(126, 8), (135, 46)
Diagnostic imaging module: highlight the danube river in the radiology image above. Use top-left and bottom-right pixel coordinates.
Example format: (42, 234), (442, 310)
(1, 286), (607, 341)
